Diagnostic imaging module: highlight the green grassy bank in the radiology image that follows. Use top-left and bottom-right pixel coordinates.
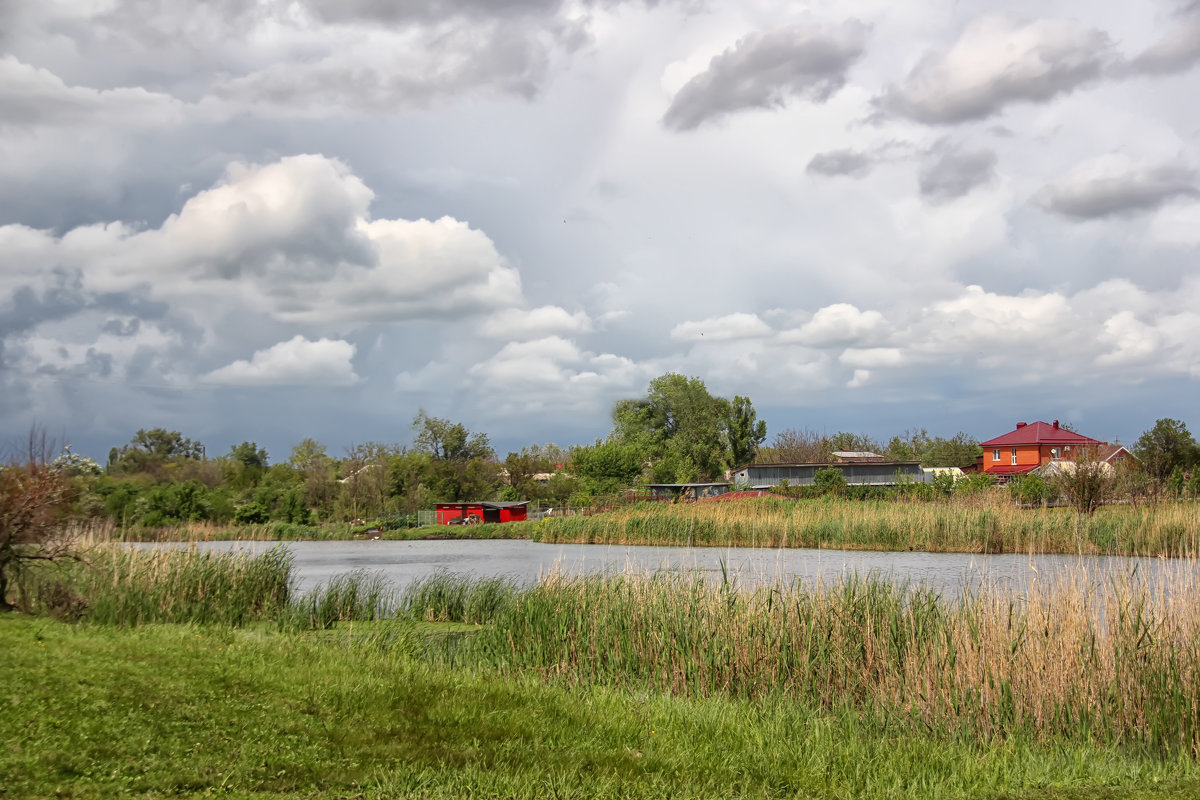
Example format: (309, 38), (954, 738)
(5, 546), (1200, 797)
(5, 614), (1199, 800)
(530, 497), (1200, 555)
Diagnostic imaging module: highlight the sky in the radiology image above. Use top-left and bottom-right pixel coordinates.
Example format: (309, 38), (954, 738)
(2, 0), (1199, 464)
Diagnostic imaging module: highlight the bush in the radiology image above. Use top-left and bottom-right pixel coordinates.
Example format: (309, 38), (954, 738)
(813, 468), (847, 496)
(233, 502), (270, 524)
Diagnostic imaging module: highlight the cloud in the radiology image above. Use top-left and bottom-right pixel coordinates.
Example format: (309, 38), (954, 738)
(1036, 154), (1198, 219)
(918, 141), (997, 202)
(6, 154), (522, 324)
(479, 305), (593, 339)
(779, 304), (888, 347)
(467, 336), (650, 415)
(663, 20), (867, 131)
(839, 348), (904, 369)
(0, 56), (185, 128)
(671, 312), (772, 341)
(806, 148), (875, 178)
(1129, 12), (1200, 75)
(877, 15), (1113, 124)
(203, 336), (359, 386)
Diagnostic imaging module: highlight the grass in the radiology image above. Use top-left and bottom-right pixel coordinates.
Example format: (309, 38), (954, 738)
(5, 614), (1199, 799)
(531, 496), (1200, 556)
(6, 543), (1200, 797)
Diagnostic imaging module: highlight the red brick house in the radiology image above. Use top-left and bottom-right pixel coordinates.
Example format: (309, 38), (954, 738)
(979, 420), (1106, 479)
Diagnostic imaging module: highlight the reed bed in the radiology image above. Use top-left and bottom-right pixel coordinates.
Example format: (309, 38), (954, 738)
(400, 572), (522, 625)
(533, 497), (1200, 556)
(285, 569), (395, 629)
(21, 545), (293, 626)
(411, 564), (1200, 758)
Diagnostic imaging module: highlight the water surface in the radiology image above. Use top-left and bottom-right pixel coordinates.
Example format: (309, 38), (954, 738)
(141, 539), (1187, 597)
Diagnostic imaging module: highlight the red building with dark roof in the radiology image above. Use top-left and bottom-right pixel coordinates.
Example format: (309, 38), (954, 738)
(979, 420), (1104, 478)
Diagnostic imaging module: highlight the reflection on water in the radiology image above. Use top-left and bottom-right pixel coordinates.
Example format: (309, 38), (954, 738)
(135, 539), (1189, 598)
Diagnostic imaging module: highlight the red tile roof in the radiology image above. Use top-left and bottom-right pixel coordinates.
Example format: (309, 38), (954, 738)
(980, 421), (1103, 448)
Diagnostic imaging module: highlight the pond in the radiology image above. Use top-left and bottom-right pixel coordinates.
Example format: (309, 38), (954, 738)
(138, 539), (1190, 597)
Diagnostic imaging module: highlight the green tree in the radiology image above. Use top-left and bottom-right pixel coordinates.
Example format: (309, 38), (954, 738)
(725, 396), (767, 468)
(570, 441), (646, 495)
(1134, 418), (1197, 485)
(221, 441), (268, 491)
(920, 433), (982, 468)
(412, 412), (496, 502)
(612, 373), (732, 482)
(111, 428), (204, 477)
(413, 411), (492, 462)
(289, 438), (337, 518)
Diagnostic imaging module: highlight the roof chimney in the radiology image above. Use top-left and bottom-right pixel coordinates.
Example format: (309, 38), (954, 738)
(1053, 420), (1059, 429)
(1015, 422), (1027, 428)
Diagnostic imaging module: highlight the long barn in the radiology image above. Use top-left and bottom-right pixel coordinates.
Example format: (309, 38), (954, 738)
(728, 461), (924, 488)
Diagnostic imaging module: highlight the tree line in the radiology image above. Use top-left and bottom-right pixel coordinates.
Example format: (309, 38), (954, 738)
(13, 373), (1200, 531)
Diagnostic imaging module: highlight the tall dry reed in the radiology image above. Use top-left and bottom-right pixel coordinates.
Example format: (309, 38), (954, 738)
(533, 497), (1200, 556)
(422, 563), (1200, 757)
(24, 545), (293, 626)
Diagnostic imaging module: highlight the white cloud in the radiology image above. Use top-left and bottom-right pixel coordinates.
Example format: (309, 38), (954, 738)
(13, 154), (522, 324)
(780, 304), (887, 347)
(671, 312), (772, 342)
(479, 305), (593, 340)
(204, 336), (359, 386)
(839, 347), (904, 368)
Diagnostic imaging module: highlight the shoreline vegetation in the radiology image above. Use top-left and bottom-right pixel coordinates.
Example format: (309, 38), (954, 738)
(6, 545), (1200, 798)
(108, 494), (1200, 558)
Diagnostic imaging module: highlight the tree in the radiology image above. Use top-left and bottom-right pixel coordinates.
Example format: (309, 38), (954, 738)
(1134, 418), (1197, 485)
(412, 412), (496, 502)
(920, 433), (982, 469)
(221, 441), (268, 491)
(0, 431), (77, 611)
(765, 428), (832, 464)
(412, 411), (492, 462)
(570, 440), (646, 495)
(726, 396), (767, 468)
(1050, 446), (1113, 516)
(612, 373), (732, 482)
(111, 428), (204, 477)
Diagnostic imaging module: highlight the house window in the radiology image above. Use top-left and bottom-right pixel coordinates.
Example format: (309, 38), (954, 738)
(1011, 448), (1018, 466)
(1051, 447), (1061, 460)
(992, 449), (1000, 462)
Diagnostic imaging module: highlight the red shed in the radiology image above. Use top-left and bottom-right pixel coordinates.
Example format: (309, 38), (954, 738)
(436, 501), (529, 526)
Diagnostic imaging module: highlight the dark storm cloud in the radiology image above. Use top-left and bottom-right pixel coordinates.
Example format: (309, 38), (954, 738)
(0, 273), (89, 340)
(806, 149), (875, 178)
(876, 16), (1113, 125)
(1037, 159), (1199, 220)
(663, 21), (868, 131)
(918, 142), (997, 202)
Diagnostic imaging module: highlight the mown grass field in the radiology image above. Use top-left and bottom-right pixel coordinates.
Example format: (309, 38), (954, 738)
(4, 546), (1200, 798)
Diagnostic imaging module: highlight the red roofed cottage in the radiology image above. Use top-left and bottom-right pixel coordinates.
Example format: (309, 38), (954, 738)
(979, 420), (1105, 478)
